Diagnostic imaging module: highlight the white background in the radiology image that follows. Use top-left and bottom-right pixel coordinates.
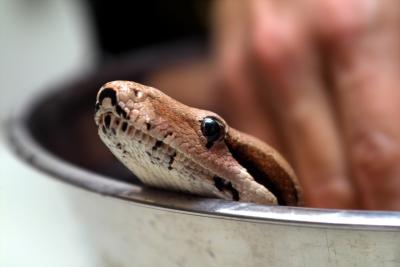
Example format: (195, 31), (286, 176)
(0, 0), (98, 266)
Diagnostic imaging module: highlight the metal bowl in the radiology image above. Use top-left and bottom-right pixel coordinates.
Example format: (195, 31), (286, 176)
(8, 43), (400, 267)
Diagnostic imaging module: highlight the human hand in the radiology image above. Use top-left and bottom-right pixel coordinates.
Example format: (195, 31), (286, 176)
(212, 0), (400, 210)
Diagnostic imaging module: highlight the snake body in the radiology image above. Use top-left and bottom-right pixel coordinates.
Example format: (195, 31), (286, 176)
(95, 81), (303, 205)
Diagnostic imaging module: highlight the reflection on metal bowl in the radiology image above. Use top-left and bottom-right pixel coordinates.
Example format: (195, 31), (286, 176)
(8, 43), (400, 267)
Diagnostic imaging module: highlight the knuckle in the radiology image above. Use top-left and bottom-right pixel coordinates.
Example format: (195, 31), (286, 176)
(250, 21), (300, 68)
(351, 130), (400, 179)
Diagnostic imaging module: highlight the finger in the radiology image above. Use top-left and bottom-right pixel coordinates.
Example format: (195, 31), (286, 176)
(211, 0), (282, 148)
(324, 1), (400, 210)
(248, 0), (357, 208)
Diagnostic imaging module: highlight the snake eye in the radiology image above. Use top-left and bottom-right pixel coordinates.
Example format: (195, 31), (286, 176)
(201, 116), (225, 148)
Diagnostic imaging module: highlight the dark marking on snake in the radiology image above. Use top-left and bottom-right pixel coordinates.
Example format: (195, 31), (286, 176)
(104, 114), (111, 129)
(116, 143), (122, 150)
(152, 140), (163, 151)
(168, 152), (177, 170)
(116, 105), (127, 118)
(213, 176), (226, 191)
(102, 125), (107, 134)
(121, 122), (128, 132)
(164, 131), (173, 138)
(99, 88), (117, 106)
(147, 154), (159, 164)
(111, 127), (116, 135)
(146, 122), (153, 131)
(213, 176), (240, 201)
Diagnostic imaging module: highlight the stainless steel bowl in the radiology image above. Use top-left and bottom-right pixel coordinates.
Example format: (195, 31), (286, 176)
(8, 43), (400, 267)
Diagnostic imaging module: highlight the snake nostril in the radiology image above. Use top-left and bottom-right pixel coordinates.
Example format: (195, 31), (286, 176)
(98, 88), (117, 106)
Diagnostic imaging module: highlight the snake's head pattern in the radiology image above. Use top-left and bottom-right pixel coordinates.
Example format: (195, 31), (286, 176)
(95, 80), (303, 206)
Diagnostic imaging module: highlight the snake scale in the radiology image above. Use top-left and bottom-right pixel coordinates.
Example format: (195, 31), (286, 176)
(95, 80), (303, 206)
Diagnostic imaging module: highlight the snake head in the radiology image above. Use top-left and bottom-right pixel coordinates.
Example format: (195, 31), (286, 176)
(94, 80), (303, 206)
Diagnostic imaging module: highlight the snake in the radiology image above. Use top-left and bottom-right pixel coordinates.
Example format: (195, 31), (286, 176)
(94, 80), (303, 206)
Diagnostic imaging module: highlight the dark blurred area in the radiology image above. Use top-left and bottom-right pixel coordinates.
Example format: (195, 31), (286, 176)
(86, 1), (210, 58)
(19, 1), (217, 183)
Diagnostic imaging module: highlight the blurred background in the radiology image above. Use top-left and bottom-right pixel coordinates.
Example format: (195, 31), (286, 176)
(2, 1), (400, 266)
(1, 1), (210, 266)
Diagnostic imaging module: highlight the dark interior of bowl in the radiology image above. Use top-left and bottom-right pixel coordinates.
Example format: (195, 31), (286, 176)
(26, 43), (215, 184)
(10, 42), (400, 228)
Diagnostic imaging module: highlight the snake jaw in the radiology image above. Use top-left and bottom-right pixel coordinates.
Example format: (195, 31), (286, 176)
(96, 110), (235, 200)
(94, 82), (235, 200)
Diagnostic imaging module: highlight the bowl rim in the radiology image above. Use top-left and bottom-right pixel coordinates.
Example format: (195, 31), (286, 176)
(7, 44), (400, 231)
